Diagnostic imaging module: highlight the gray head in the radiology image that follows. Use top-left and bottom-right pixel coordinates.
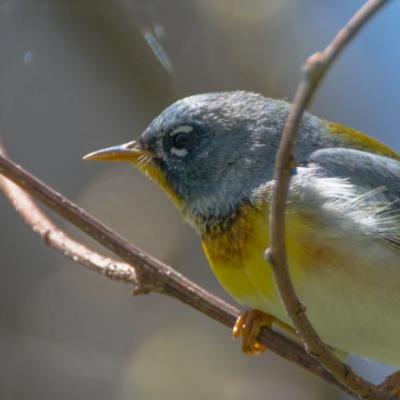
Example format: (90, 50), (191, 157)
(85, 91), (334, 226)
(139, 91), (328, 220)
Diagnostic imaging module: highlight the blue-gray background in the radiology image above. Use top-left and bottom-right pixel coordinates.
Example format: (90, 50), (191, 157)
(0, 1), (399, 399)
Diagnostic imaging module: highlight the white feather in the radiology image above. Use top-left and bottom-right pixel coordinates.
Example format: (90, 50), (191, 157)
(250, 168), (400, 366)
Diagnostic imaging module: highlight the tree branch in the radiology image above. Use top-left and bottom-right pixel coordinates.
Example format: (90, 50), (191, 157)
(0, 2), (396, 398)
(0, 146), (140, 287)
(268, 1), (393, 399)
(0, 142), (349, 394)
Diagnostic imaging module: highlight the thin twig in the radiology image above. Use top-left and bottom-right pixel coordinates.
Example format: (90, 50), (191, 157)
(0, 3), (395, 397)
(268, 1), (392, 399)
(0, 147), (139, 287)
(0, 144), (349, 394)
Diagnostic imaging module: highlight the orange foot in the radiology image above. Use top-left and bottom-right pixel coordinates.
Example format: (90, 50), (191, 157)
(232, 309), (274, 355)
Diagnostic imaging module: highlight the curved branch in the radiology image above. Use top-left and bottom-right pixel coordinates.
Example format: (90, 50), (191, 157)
(0, 3), (395, 397)
(0, 146), (139, 286)
(268, 1), (392, 399)
(0, 143), (349, 394)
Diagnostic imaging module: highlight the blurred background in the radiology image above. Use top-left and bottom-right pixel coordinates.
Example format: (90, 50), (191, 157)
(0, 0), (399, 399)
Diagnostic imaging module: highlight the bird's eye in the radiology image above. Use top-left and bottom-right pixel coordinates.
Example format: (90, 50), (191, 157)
(172, 132), (189, 150)
(168, 125), (194, 157)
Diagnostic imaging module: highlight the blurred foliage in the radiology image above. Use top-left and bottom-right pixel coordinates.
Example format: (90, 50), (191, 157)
(0, 1), (399, 399)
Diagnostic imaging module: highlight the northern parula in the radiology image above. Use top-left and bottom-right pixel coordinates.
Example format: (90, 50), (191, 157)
(84, 91), (400, 366)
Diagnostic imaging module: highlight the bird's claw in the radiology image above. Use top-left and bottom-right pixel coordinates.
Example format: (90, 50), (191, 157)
(233, 309), (274, 355)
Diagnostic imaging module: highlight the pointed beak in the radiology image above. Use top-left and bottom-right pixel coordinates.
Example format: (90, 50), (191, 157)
(83, 140), (150, 163)
(84, 138), (182, 208)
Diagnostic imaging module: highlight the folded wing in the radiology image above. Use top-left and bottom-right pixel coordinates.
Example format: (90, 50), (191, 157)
(305, 148), (400, 252)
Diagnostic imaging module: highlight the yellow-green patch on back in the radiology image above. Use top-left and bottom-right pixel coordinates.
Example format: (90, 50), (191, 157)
(326, 121), (400, 160)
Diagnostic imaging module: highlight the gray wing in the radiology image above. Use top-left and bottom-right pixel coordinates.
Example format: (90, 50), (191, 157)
(307, 148), (400, 205)
(307, 148), (400, 251)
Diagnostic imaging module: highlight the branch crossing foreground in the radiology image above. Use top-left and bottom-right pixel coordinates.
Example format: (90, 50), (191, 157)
(0, 1), (397, 398)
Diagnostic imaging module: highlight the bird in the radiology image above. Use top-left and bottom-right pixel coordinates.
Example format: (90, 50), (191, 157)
(84, 91), (400, 366)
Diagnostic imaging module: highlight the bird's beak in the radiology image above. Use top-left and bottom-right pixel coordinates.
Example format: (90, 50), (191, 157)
(84, 139), (183, 208)
(83, 140), (150, 164)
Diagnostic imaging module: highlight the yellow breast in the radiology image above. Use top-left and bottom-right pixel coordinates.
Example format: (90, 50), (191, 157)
(201, 202), (327, 311)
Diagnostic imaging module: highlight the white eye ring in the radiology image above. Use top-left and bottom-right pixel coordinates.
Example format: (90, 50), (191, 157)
(171, 147), (188, 157)
(169, 125), (193, 157)
(170, 125), (193, 136)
